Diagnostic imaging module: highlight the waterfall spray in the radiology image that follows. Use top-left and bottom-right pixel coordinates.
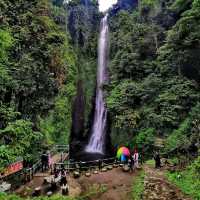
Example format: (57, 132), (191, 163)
(85, 14), (109, 154)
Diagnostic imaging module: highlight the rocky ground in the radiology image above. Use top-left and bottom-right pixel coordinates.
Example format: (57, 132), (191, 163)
(77, 167), (139, 200)
(14, 153), (82, 197)
(76, 164), (192, 200)
(142, 165), (192, 200)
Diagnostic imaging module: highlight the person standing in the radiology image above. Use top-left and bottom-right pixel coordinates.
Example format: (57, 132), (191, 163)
(141, 146), (144, 165)
(154, 152), (161, 168)
(129, 156), (134, 172)
(60, 170), (67, 186)
(41, 151), (47, 172)
(133, 149), (139, 168)
(45, 151), (49, 170)
(48, 152), (53, 172)
(98, 160), (102, 171)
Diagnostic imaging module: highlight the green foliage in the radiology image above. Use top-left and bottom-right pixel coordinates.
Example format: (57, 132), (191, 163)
(0, 189), (109, 200)
(145, 159), (154, 167)
(135, 128), (156, 151)
(166, 156), (200, 200)
(39, 84), (76, 144)
(107, 80), (141, 130)
(165, 119), (190, 152)
(158, 0), (200, 79)
(107, 0), (200, 157)
(131, 170), (145, 200)
(0, 0), (77, 119)
(0, 29), (15, 95)
(0, 105), (19, 128)
(0, 29), (13, 62)
(66, 1), (100, 131)
(67, 1), (100, 57)
(0, 194), (75, 200)
(170, 0), (192, 13)
(79, 58), (97, 124)
(0, 0), (77, 168)
(109, 10), (159, 81)
(165, 102), (200, 153)
(140, 0), (159, 8)
(0, 120), (42, 168)
(0, 146), (15, 172)
(80, 184), (107, 199)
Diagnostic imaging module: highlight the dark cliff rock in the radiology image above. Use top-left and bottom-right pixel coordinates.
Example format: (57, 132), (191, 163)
(70, 79), (85, 157)
(152, 1), (178, 29)
(52, 0), (63, 6)
(65, 0), (100, 48)
(152, 9), (177, 30)
(117, 0), (138, 10)
(71, 80), (85, 141)
(110, 0), (138, 15)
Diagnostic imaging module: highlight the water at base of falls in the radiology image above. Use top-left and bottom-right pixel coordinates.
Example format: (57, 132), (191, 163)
(85, 15), (109, 154)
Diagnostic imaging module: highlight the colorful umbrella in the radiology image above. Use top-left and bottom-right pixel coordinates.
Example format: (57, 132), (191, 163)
(116, 147), (130, 161)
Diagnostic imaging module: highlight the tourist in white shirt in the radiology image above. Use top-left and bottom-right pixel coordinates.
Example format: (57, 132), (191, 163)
(133, 149), (139, 168)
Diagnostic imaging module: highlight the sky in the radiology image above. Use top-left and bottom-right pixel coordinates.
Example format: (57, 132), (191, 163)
(98, 0), (118, 12)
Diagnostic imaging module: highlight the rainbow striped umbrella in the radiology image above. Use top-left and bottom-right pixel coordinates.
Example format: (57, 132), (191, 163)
(116, 147), (130, 161)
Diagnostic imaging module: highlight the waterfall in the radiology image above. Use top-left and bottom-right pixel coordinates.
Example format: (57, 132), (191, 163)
(85, 14), (109, 154)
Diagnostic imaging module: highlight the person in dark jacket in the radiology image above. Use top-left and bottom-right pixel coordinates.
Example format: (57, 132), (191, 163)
(98, 160), (102, 171)
(60, 170), (67, 186)
(41, 152), (47, 172)
(154, 152), (161, 168)
(129, 156), (134, 172)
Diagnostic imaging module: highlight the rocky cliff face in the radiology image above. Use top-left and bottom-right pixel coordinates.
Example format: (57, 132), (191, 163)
(52, 0), (64, 6)
(65, 0), (100, 158)
(65, 0), (100, 48)
(117, 0), (138, 10)
(110, 0), (138, 15)
(70, 80), (85, 157)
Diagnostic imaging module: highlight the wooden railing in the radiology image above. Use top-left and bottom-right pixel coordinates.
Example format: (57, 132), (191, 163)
(54, 157), (117, 171)
(1, 144), (69, 187)
(25, 144), (69, 178)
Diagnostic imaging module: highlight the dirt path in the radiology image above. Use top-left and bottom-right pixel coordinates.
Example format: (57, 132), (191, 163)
(77, 167), (139, 200)
(14, 159), (193, 200)
(76, 165), (193, 200)
(143, 165), (192, 200)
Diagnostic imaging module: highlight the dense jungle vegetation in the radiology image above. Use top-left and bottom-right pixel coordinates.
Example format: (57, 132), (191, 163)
(0, 0), (79, 169)
(106, 1), (200, 197)
(0, 0), (199, 198)
(0, 0), (199, 170)
(107, 0), (200, 158)
(0, 0), (102, 170)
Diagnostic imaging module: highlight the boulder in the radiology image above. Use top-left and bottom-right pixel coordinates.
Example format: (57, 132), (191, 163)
(101, 168), (107, 172)
(107, 165), (113, 170)
(123, 165), (129, 172)
(136, 166), (142, 170)
(32, 187), (41, 197)
(47, 191), (53, 197)
(73, 171), (80, 178)
(85, 172), (91, 177)
(113, 164), (119, 168)
(119, 164), (124, 167)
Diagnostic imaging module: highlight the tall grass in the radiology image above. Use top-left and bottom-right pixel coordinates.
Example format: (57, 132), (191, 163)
(166, 157), (200, 200)
(131, 170), (145, 200)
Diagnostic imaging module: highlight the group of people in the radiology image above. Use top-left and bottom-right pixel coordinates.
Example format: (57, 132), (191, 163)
(47, 166), (69, 195)
(117, 146), (162, 171)
(116, 147), (140, 172)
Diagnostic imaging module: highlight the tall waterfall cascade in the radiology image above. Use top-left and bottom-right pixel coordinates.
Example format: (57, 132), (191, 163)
(85, 14), (109, 154)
